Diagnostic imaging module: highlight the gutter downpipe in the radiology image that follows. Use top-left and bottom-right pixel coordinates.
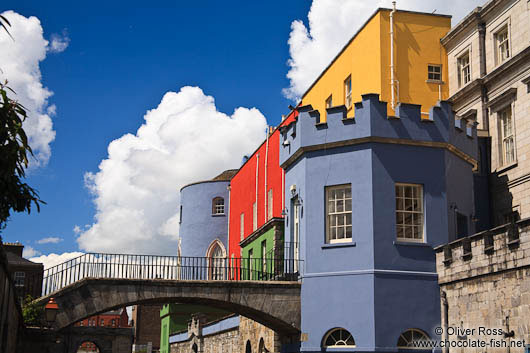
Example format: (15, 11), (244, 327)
(255, 153), (259, 227)
(390, 1), (397, 110)
(264, 127), (270, 223)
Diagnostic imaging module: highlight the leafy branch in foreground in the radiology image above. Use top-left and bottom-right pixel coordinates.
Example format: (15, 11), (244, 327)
(0, 80), (45, 230)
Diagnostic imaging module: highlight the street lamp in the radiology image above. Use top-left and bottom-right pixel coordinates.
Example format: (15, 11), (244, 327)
(44, 297), (59, 325)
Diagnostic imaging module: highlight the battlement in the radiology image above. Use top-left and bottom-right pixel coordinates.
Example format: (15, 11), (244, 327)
(435, 218), (530, 285)
(279, 93), (477, 168)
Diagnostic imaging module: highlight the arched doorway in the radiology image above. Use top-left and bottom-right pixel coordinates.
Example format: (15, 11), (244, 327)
(206, 240), (226, 280)
(192, 342), (198, 353)
(245, 340), (252, 353)
(77, 341), (100, 353)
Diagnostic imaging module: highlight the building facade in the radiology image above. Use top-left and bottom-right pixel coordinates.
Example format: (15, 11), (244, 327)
(3, 242), (43, 301)
(442, 0), (530, 226)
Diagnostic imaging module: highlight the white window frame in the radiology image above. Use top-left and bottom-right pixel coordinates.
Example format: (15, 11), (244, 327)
(457, 51), (471, 87)
(344, 76), (352, 109)
(14, 271), (25, 287)
(498, 104), (516, 166)
(240, 213), (245, 241)
(395, 183), (425, 243)
(212, 197), (225, 215)
(267, 189), (273, 220)
(494, 24), (510, 65)
(325, 184), (352, 244)
(427, 64), (442, 82)
(322, 328), (356, 348)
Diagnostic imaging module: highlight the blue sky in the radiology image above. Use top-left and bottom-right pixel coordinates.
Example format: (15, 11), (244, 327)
(0, 0), (484, 267)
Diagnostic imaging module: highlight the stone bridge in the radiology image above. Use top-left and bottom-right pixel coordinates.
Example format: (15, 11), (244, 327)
(36, 278), (301, 335)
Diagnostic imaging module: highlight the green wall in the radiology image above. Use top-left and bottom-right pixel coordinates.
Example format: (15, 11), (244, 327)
(241, 224), (283, 280)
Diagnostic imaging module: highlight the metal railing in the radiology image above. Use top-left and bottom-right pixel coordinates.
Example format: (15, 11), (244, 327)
(41, 252), (303, 296)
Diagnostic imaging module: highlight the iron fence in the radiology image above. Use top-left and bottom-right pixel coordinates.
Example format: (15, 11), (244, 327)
(42, 252), (303, 296)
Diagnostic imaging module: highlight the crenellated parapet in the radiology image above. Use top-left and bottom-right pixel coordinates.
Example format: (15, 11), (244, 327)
(279, 93), (477, 169)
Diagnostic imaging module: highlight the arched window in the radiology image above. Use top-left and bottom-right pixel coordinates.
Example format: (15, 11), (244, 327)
(212, 197), (225, 215)
(207, 240), (226, 280)
(397, 329), (430, 349)
(258, 338), (268, 353)
(322, 328), (356, 348)
(192, 343), (198, 353)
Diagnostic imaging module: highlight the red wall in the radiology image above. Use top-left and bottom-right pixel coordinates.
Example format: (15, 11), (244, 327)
(228, 109), (298, 260)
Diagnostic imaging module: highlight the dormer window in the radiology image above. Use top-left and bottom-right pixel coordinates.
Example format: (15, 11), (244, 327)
(212, 197), (225, 215)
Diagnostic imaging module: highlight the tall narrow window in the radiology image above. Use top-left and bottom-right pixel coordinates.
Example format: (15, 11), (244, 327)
(457, 52), (471, 87)
(248, 249), (254, 280)
(427, 65), (442, 81)
(495, 26), (510, 64)
(14, 272), (25, 287)
(267, 189), (273, 220)
(326, 95), (333, 109)
(499, 105), (515, 165)
(240, 213), (245, 241)
(261, 240), (267, 277)
(326, 184), (352, 244)
(253, 202), (257, 231)
(212, 197), (225, 215)
(344, 76), (352, 108)
(395, 183), (424, 242)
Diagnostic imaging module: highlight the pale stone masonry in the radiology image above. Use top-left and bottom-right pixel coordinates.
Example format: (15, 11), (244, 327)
(435, 218), (530, 352)
(442, 0), (530, 225)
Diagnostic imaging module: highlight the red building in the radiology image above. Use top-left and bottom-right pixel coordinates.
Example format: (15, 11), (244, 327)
(228, 109), (298, 266)
(75, 308), (129, 328)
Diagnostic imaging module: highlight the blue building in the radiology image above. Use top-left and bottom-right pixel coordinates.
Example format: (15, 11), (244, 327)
(279, 94), (478, 352)
(179, 169), (237, 260)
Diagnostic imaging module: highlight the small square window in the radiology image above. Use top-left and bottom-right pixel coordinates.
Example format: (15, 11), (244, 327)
(212, 197), (224, 215)
(325, 184), (352, 244)
(428, 65), (442, 81)
(457, 52), (471, 87)
(395, 183), (424, 242)
(14, 272), (25, 287)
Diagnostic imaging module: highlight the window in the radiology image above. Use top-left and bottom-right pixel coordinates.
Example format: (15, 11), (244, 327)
(100, 319), (104, 326)
(261, 240), (267, 275)
(499, 105), (515, 165)
(112, 319), (116, 327)
(427, 65), (442, 81)
(212, 197), (225, 215)
(253, 202), (257, 231)
(395, 184), (424, 242)
(326, 185), (352, 244)
(240, 213), (245, 241)
(14, 272), (25, 287)
(322, 328), (356, 348)
(457, 52), (471, 87)
(325, 95), (333, 109)
(397, 329), (430, 349)
(456, 212), (468, 238)
(267, 189), (273, 220)
(495, 26), (510, 65)
(344, 76), (352, 108)
(179, 205), (183, 223)
(248, 249), (254, 280)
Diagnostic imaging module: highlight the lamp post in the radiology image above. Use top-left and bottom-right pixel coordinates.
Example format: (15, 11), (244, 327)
(44, 297), (58, 326)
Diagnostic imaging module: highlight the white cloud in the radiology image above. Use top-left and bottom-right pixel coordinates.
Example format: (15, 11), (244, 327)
(29, 251), (83, 269)
(283, 0), (486, 100)
(79, 86), (267, 254)
(48, 31), (69, 53)
(36, 236), (63, 244)
(0, 11), (59, 166)
(22, 246), (41, 258)
(73, 225), (82, 235)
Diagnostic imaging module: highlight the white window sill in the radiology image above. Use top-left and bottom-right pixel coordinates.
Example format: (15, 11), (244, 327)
(426, 79), (444, 84)
(322, 242), (356, 249)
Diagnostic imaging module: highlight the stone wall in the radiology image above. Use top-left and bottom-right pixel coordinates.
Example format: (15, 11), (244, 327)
(132, 304), (163, 350)
(169, 315), (280, 353)
(435, 218), (530, 352)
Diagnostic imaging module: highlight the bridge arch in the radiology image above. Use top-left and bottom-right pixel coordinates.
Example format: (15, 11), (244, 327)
(37, 278), (301, 335)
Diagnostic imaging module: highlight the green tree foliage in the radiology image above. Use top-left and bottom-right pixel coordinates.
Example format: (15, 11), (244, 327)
(21, 294), (44, 326)
(0, 80), (45, 230)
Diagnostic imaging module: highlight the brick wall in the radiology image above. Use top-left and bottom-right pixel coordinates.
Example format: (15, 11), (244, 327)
(435, 218), (530, 352)
(133, 304), (163, 350)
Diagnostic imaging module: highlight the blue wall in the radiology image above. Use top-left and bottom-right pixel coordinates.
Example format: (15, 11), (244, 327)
(180, 180), (230, 258)
(280, 95), (477, 352)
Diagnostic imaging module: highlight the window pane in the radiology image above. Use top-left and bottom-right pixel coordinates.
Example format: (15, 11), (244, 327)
(337, 200), (344, 212)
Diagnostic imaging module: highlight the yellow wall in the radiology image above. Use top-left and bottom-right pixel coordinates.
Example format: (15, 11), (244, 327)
(300, 10), (450, 120)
